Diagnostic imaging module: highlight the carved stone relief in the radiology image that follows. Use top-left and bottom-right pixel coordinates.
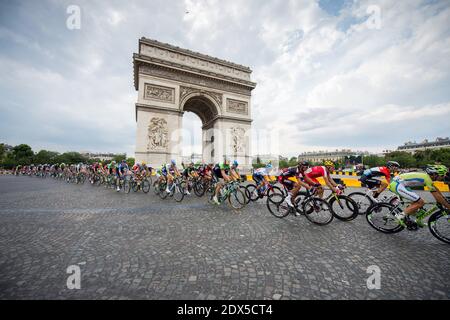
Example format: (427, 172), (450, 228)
(147, 117), (168, 150)
(230, 127), (245, 153)
(144, 83), (175, 103)
(226, 98), (248, 115)
(139, 64), (252, 96)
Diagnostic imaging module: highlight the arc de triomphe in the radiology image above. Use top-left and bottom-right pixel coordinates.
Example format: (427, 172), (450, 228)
(133, 38), (256, 171)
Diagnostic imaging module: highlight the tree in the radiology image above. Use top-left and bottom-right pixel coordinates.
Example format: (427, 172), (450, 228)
(429, 148), (450, 167)
(34, 150), (59, 164)
(55, 152), (88, 164)
(113, 154), (127, 163)
(0, 143), (5, 160)
(12, 144), (34, 165)
(385, 151), (416, 168)
(288, 157), (297, 167)
(363, 155), (385, 168)
(126, 157), (135, 166)
(279, 159), (289, 168)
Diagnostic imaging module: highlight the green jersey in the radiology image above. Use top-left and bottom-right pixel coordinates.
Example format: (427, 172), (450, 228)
(392, 172), (436, 191)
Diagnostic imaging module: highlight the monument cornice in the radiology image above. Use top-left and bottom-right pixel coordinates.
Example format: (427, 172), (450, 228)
(133, 54), (256, 92)
(139, 37), (252, 73)
(135, 103), (183, 121)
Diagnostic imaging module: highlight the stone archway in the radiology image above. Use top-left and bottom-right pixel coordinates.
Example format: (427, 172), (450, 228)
(133, 37), (256, 171)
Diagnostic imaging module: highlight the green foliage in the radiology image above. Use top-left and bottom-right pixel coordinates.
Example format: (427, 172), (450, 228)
(288, 157), (298, 167)
(363, 155), (385, 168)
(0, 143), (5, 160)
(126, 157), (135, 166)
(385, 151), (416, 168)
(12, 144), (34, 165)
(34, 150), (59, 164)
(1, 155), (16, 169)
(54, 152), (88, 164)
(113, 154), (127, 163)
(413, 149), (450, 168)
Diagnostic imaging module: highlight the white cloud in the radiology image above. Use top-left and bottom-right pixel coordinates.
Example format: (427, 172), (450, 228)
(0, 0), (449, 158)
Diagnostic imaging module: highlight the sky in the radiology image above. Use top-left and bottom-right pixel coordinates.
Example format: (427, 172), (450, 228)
(0, 0), (449, 158)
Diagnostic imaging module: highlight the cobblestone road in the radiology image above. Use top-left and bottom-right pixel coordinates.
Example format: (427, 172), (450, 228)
(0, 175), (448, 299)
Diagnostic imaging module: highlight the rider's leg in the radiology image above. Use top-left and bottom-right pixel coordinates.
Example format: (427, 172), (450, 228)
(166, 174), (173, 193)
(374, 181), (387, 198)
(393, 183), (423, 221)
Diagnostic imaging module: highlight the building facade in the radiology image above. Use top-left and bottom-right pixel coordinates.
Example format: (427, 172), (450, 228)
(298, 149), (370, 164)
(397, 137), (450, 153)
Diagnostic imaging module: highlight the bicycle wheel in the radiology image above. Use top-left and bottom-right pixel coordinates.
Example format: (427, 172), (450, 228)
(294, 191), (310, 215)
(153, 180), (160, 195)
(302, 197), (334, 225)
(428, 210), (450, 244)
(246, 184), (258, 202)
(131, 180), (139, 192)
(173, 183), (185, 202)
(194, 181), (205, 197)
(266, 193), (290, 218)
(158, 182), (168, 199)
(267, 186), (283, 199)
(142, 179), (150, 193)
(348, 192), (373, 215)
(329, 195), (359, 221)
(366, 203), (404, 233)
(239, 185), (251, 204)
(123, 180), (131, 194)
(228, 188), (246, 210)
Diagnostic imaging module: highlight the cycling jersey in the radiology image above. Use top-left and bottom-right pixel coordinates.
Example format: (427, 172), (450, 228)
(161, 163), (176, 176)
(360, 167), (391, 188)
(304, 166), (328, 185)
(252, 167), (271, 184)
(214, 163), (230, 179)
(117, 163), (129, 176)
(389, 172), (436, 202)
(254, 167), (270, 176)
(182, 166), (195, 177)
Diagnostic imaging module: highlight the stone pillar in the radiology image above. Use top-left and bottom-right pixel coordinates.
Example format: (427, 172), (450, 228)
(135, 107), (183, 168)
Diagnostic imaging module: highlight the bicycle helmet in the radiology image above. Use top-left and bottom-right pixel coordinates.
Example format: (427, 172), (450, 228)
(324, 160), (334, 167)
(233, 160), (238, 167)
(298, 161), (309, 167)
(425, 164), (448, 176)
(386, 161), (400, 169)
(171, 159), (176, 165)
(266, 163), (273, 169)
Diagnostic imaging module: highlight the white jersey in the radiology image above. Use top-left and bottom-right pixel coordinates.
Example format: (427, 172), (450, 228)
(254, 167), (270, 176)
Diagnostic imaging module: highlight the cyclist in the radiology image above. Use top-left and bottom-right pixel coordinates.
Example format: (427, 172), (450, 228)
(181, 162), (196, 195)
(198, 162), (214, 184)
(390, 164), (450, 226)
(360, 161), (400, 198)
(212, 159), (240, 204)
(162, 159), (180, 194)
(116, 160), (129, 192)
(252, 162), (273, 197)
(304, 160), (341, 199)
(283, 161), (312, 207)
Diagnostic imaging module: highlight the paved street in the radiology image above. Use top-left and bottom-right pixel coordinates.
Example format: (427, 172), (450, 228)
(0, 175), (448, 300)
